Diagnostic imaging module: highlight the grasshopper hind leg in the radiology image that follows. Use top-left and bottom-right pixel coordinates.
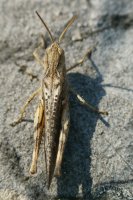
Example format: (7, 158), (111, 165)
(30, 99), (44, 174)
(54, 101), (70, 177)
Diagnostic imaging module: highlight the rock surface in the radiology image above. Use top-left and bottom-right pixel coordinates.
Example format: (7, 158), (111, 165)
(0, 0), (133, 199)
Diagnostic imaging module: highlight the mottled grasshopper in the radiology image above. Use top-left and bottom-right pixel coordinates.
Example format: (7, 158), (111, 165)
(11, 11), (107, 188)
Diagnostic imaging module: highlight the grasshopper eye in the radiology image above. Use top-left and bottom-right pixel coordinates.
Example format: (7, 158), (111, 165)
(58, 52), (65, 68)
(58, 47), (64, 55)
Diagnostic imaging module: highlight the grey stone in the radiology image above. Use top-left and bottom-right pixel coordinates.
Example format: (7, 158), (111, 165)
(0, 0), (133, 199)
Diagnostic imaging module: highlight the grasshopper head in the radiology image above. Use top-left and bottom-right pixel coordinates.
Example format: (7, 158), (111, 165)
(46, 42), (64, 55)
(45, 42), (65, 74)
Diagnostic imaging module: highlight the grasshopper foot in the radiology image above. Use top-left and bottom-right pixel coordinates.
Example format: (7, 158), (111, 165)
(29, 163), (37, 175)
(10, 117), (23, 127)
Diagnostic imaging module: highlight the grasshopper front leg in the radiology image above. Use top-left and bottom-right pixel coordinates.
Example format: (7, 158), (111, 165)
(54, 100), (70, 177)
(30, 98), (44, 174)
(66, 47), (95, 72)
(33, 34), (45, 67)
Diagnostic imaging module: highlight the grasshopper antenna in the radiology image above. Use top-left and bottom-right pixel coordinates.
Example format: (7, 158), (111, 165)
(59, 15), (78, 44)
(36, 11), (54, 43)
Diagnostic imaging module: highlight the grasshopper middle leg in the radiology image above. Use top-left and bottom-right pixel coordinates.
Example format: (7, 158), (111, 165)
(11, 88), (41, 126)
(70, 88), (108, 115)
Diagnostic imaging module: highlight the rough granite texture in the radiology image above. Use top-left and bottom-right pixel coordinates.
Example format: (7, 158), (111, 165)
(0, 0), (133, 199)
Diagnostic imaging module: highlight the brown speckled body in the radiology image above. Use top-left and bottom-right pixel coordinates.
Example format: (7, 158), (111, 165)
(42, 42), (68, 187)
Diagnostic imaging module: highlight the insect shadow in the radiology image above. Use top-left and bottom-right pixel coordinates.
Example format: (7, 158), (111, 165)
(57, 62), (108, 199)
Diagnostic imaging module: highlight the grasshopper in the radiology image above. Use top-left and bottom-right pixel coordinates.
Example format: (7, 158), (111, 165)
(11, 11), (108, 188)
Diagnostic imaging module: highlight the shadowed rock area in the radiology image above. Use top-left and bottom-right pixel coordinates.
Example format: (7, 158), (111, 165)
(0, 0), (133, 199)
